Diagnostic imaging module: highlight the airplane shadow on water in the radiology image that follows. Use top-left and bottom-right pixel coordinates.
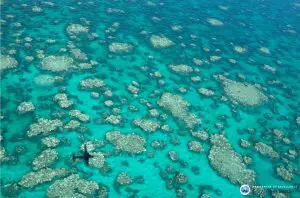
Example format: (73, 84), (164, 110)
(72, 144), (94, 165)
(72, 144), (127, 195)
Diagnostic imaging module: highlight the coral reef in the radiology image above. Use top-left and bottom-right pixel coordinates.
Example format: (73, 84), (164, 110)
(32, 149), (58, 170)
(174, 172), (188, 184)
(169, 64), (193, 74)
(47, 174), (99, 197)
(0, 146), (8, 162)
(262, 64), (276, 74)
(158, 92), (201, 128)
(105, 131), (146, 154)
(198, 88), (215, 97)
(207, 18), (224, 26)
(133, 119), (160, 133)
(116, 172), (132, 185)
(19, 168), (68, 188)
(259, 47), (271, 54)
(64, 120), (81, 129)
(0, 55), (18, 71)
(70, 48), (88, 61)
(104, 114), (122, 125)
(127, 81), (139, 95)
(70, 110), (90, 122)
(254, 142), (279, 159)
(41, 137), (60, 148)
(150, 35), (174, 48)
(208, 134), (256, 185)
(151, 140), (167, 149)
(41, 56), (74, 72)
(1, 1), (299, 197)
(188, 141), (203, 152)
(168, 150), (179, 161)
(66, 24), (89, 35)
(108, 42), (133, 53)
(276, 166), (293, 181)
(80, 78), (105, 89)
(27, 118), (63, 137)
(54, 93), (73, 108)
(222, 79), (268, 106)
(17, 102), (35, 114)
(33, 74), (62, 87)
(296, 117), (300, 125)
(88, 152), (105, 169)
(233, 46), (247, 53)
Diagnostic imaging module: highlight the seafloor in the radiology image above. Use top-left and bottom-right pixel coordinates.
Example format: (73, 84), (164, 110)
(0, 0), (300, 197)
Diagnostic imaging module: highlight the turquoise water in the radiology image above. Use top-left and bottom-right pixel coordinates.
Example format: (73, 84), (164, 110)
(0, 0), (300, 197)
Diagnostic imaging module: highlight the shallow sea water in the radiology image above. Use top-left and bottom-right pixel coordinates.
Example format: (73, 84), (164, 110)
(0, 0), (300, 197)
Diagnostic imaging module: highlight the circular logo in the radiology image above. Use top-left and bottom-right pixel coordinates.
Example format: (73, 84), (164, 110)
(240, 184), (251, 195)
